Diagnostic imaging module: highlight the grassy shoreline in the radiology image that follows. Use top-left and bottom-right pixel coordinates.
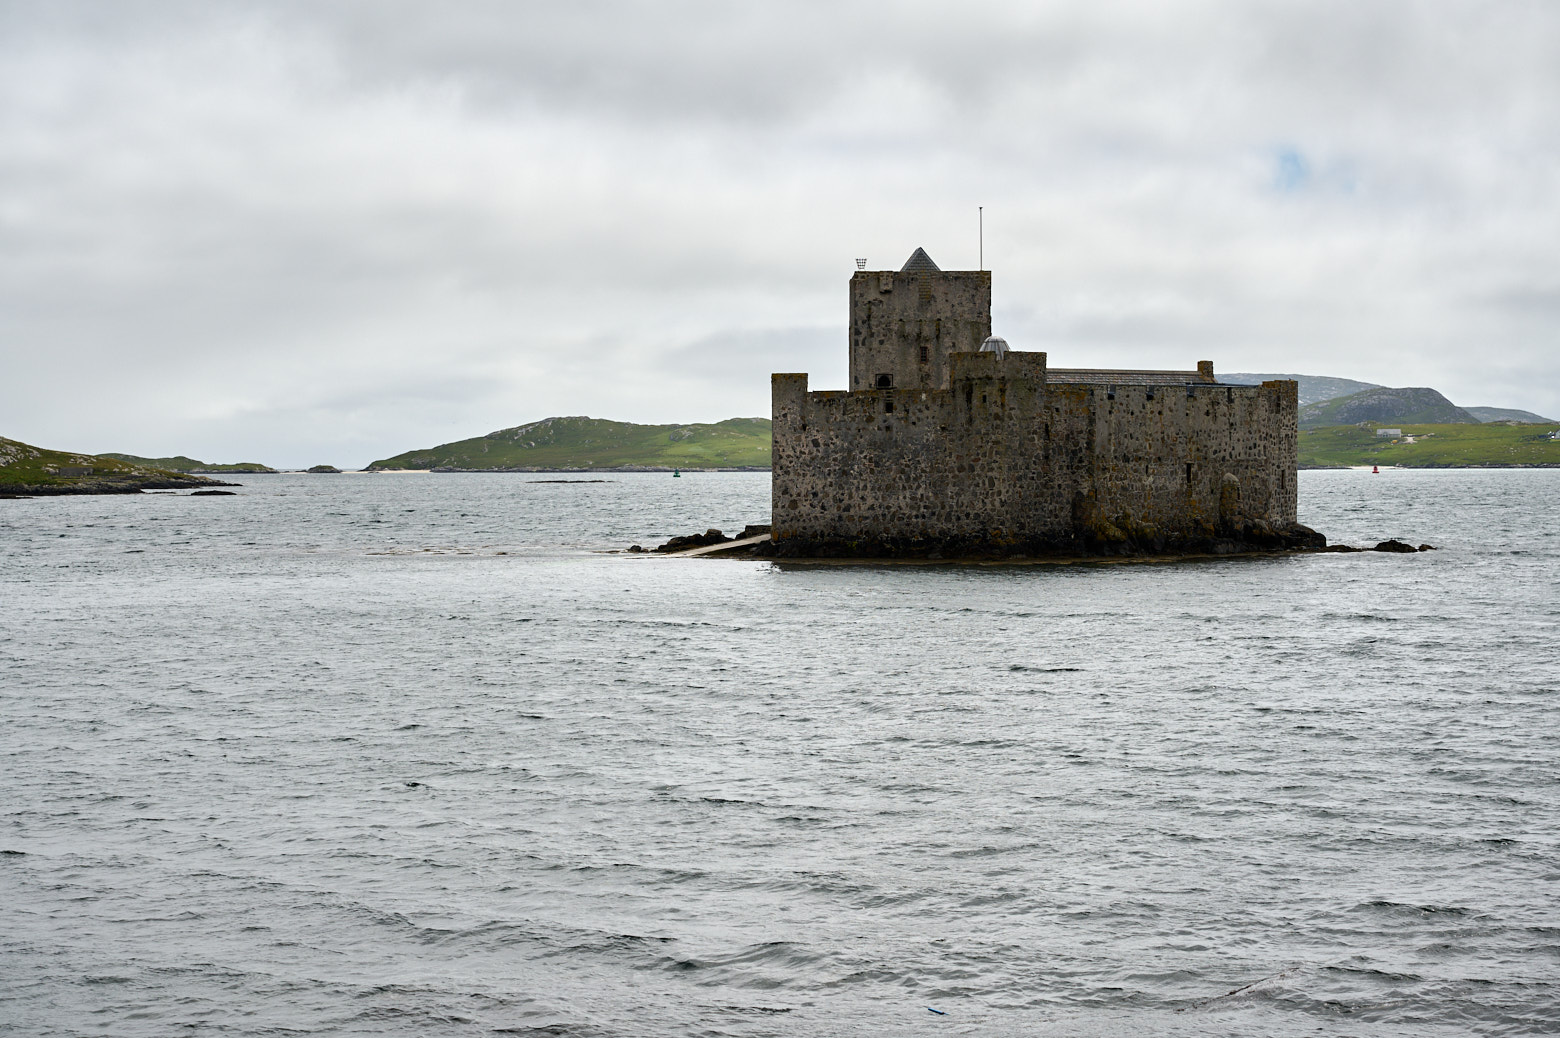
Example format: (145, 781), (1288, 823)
(1298, 422), (1560, 468)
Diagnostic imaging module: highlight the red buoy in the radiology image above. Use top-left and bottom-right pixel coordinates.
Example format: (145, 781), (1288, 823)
(1372, 465), (1379, 474)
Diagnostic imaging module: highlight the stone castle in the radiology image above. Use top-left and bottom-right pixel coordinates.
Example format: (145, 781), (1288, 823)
(769, 248), (1323, 556)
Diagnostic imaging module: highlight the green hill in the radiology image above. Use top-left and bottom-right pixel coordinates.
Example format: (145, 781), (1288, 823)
(368, 416), (773, 471)
(1, 436), (226, 494)
(1222, 374), (1554, 425)
(1299, 387), (1478, 430)
(99, 453), (276, 473)
(1299, 422), (1560, 468)
(1221, 373), (1383, 406)
(1463, 406), (1557, 424)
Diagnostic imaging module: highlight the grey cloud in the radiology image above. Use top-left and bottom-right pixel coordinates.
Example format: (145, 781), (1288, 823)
(660, 325), (841, 386)
(2, 1), (1559, 467)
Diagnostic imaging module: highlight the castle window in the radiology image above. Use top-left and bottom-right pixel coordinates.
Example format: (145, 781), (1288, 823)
(875, 373), (893, 389)
(885, 400), (895, 414)
(919, 345), (929, 363)
(1186, 462), (1193, 484)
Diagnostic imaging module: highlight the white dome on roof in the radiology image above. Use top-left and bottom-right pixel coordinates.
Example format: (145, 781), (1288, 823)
(979, 335), (1009, 358)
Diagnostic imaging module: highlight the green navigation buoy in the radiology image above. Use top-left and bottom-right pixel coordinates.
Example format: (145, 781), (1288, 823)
(672, 469), (681, 477)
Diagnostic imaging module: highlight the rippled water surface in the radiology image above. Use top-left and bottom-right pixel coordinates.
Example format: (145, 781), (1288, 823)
(2, 470), (1558, 1036)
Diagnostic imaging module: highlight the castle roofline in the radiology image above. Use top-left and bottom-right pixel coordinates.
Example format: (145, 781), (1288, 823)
(851, 268), (988, 276)
(1047, 365), (1218, 386)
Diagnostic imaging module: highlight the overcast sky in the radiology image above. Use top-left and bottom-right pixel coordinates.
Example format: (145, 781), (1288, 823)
(3, 1), (1557, 467)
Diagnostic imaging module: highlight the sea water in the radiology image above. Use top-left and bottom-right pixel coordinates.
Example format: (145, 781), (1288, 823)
(1, 470), (1557, 1036)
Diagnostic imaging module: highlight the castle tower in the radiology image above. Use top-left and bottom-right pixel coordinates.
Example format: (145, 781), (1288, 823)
(848, 247), (992, 392)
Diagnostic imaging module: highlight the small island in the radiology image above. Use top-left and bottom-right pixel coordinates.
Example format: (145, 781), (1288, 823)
(100, 452), (277, 473)
(1, 436), (237, 495)
(306, 464), (343, 473)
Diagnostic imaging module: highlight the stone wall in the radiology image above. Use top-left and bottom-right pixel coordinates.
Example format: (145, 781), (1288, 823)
(848, 270), (991, 393)
(772, 351), (1300, 554)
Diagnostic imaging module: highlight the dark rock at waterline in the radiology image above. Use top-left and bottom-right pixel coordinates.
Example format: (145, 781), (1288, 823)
(637, 520), (1436, 561)
(190, 489), (237, 496)
(0, 476), (240, 496)
(648, 524), (775, 553)
(654, 528), (731, 553)
(756, 520), (1329, 560)
(636, 519), (1439, 561)
(1374, 539), (1420, 553)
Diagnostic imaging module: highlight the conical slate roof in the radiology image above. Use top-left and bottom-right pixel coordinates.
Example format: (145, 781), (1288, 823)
(900, 247), (941, 273)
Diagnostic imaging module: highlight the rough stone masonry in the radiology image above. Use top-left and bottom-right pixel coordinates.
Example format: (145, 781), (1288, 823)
(768, 248), (1324, 557)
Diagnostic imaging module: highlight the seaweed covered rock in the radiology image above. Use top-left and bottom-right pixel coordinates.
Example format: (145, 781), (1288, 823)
(654, 529), (731, 553)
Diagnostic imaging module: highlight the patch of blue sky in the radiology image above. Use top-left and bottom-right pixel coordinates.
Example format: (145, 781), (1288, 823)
(1273, 148), (1310, 191)
(1268, 147), (1361, 197)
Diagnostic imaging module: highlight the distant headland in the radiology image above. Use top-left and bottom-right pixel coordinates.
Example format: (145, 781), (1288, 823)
(100, 452), (276, 474)
(0, 437), (237, 496)
(367, 416), (772, 472)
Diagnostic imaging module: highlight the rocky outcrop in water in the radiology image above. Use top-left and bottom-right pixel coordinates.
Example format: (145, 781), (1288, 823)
(631, 524), (772, 554)
(1318, 539), (1436, 553)
(634, 522), (1436, 562)
(654, 529), (732, 553)
(756, 517), (1328, 560)
(0, 474), (238, 496)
